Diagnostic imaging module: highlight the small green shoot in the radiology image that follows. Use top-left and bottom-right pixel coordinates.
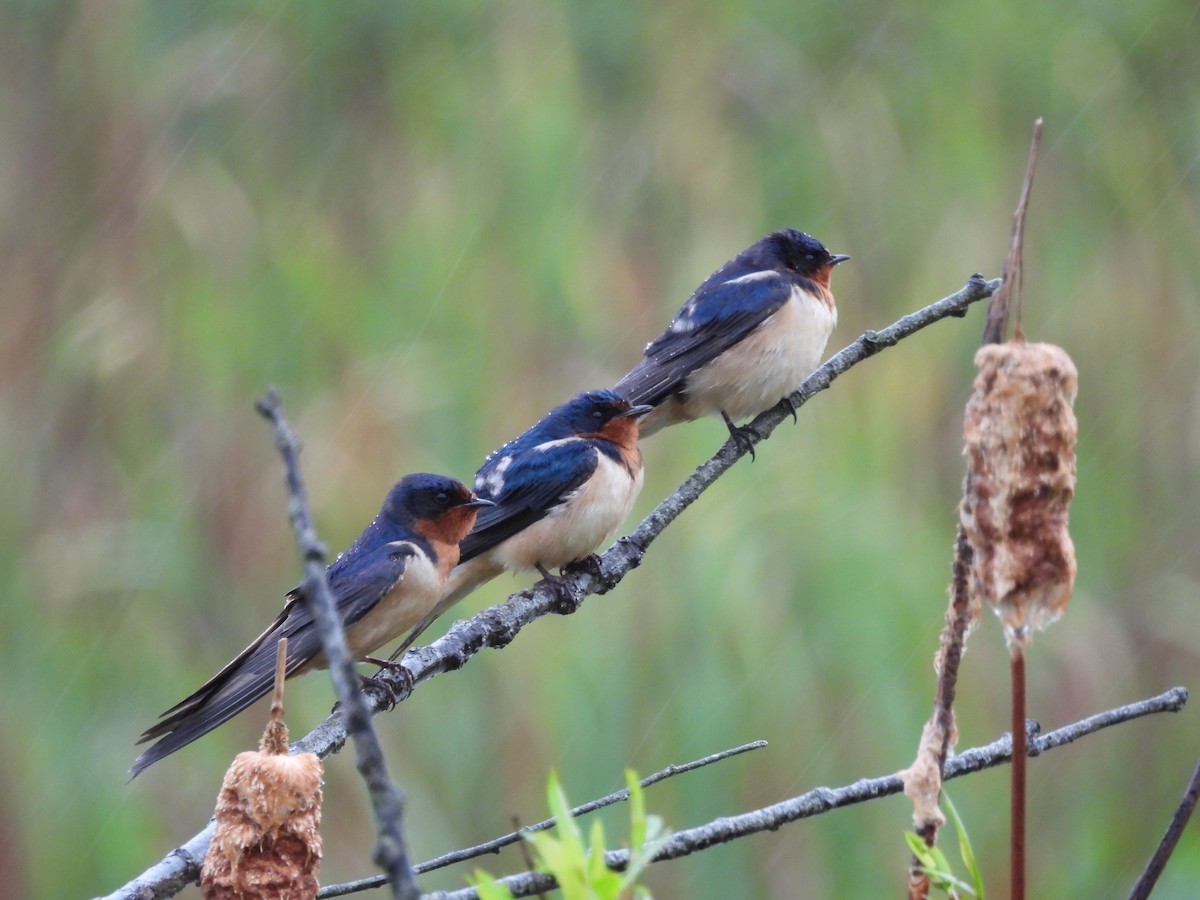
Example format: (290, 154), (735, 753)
(469, 769), (671, 899)
(905, 793), (984, 899)
(471, 870), (516, 900)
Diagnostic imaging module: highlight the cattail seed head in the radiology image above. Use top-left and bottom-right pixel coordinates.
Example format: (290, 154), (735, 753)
(961, 341), (1078, 650)
(201, 638), (323, 899)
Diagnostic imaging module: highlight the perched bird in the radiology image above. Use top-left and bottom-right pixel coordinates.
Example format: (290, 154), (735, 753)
(131, 473), (491, 776)
(393, 390), (650, 654)
(614, 229), (848, 451)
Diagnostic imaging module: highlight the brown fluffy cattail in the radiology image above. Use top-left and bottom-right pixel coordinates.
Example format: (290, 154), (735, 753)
(960, 341), (1078, 648)
(201, 638), (323, 900)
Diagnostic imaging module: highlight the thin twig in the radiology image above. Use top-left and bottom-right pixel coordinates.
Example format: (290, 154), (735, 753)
(1010, 645), (1027, 900)
(1128, 756), (1200, 899)
(937, 529), (975, 770)
(982, 117), (1043, 344)
(98, 275), (999, 900)
(261, 637), (289, 754)
(318, 741), (768, 898)
(427, 740), (765, 871)
(511, 816), (545, 900)
(907, 526), (977, 899)
(423, 688), (1189, 900)
(255, 389), (420, 900)
(272, 638), (287, 726)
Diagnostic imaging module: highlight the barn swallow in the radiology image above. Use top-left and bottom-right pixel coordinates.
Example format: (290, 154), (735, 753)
(614, 229), (848, 454)
(392, 390), (650, 654)
(130, 473), (491, 776)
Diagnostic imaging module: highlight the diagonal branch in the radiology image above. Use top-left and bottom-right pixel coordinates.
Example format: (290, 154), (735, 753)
(1128, 754), (1200, 899)
(388, 274), (1001, 696)
(423, 687), (1189, 900)
(98, 274), (998, 900)
(255, 389), (421, 900)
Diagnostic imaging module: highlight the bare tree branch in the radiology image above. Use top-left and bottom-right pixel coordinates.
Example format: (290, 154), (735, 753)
(423, 687), (1189, 900)
(98, 274), (998, 900)
(318, 741), (768, 898)
(256, 389), (420, 900)
(96, 826), (216, 900)
(1128, 755), (1200, 899)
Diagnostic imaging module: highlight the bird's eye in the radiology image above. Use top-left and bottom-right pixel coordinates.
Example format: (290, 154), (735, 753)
(435, 491), (449, 505)
(592, 409), (605, 420)
(804, 252), (816, 262)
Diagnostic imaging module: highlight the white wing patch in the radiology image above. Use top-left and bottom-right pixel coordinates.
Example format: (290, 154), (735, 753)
(669, 313), (700, 335)
(721, 269), (777, 287)
(477, 454), (513, 497)
(668, 268), (777, 335)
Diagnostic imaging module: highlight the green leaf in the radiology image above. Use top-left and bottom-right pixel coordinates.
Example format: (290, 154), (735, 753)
(585, 817), (623, 898)
(905, 831), (935, 866)
(944, 794), (984, 899)
(912, 865), (977, 898)
(478, 770), (672, 899)
(546, 771), (586, 859)
(619, 770), (671, 893)
(906, 830), (978, 899)
(628, 770), (647, 851)
(470, 870), (516, 900)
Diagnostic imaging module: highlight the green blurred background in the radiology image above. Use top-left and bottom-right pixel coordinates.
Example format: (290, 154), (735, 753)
(2, 1), (1198, 897)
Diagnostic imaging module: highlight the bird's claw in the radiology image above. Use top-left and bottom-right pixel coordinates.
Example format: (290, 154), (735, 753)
(722, 412), (758, 460)
(537, 564), (583, 615)
(563, 553), (604, 581)
(782, 394), (799, 424)
(565, 552), (621, 594)
(359, 658), (414, 710)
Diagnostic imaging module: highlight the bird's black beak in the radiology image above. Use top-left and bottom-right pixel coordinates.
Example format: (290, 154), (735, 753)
(617, 403), (655, 420)
(829, 253), (851, 266)
(462, 497), (496, 509)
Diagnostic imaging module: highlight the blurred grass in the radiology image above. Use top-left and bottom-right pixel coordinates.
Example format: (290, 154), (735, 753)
(1, 1), (1198, 897)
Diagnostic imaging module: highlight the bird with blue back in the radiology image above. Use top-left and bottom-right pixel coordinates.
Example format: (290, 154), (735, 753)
(393, 389), (651, 654)
(131, 473), (491, 776)
(615, 229), (848, 456)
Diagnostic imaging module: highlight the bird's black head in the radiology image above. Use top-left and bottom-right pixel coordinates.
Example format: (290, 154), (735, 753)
(754, 229), (850, 278)
(480, 390), (653, 469)
(540, 389), (652, 436)
(382, 473), (486, 523)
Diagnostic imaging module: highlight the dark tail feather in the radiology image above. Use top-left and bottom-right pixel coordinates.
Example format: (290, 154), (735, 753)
(612, 361), (667, 409)
(129, 602), (317, 777)
(129, 671), (273, 777)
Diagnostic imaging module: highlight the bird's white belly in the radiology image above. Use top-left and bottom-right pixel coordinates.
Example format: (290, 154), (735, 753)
(493, 453), (644, 571)
(341, 551), (444, 660)
(683, 292), (836, 423)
